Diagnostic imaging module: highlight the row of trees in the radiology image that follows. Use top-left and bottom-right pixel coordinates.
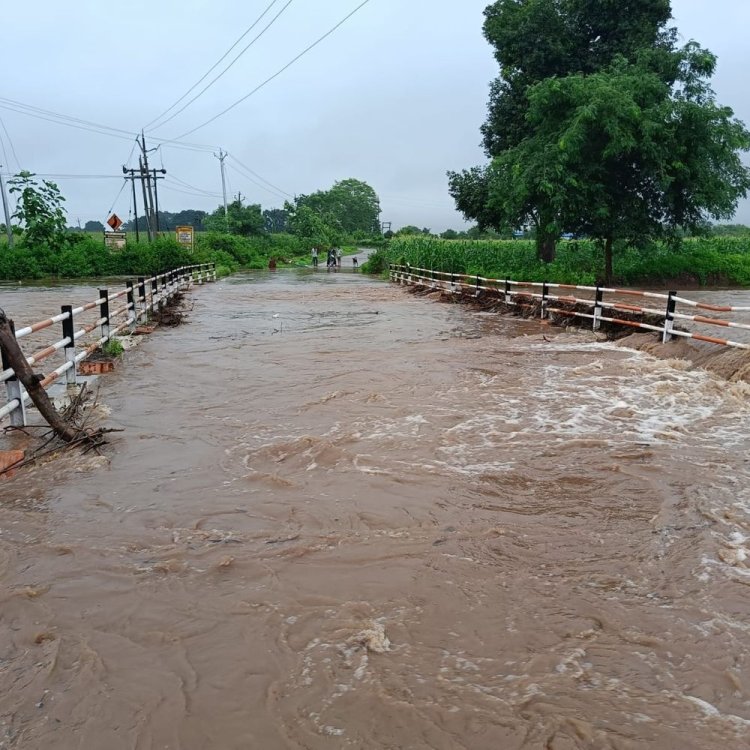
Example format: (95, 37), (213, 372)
(70, 178), (382, 247)
(448, 0), (750, 281)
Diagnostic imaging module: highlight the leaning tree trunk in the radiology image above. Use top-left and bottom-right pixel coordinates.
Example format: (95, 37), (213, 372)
(0, 309), (79, 442)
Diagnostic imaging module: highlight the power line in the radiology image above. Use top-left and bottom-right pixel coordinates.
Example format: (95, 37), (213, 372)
(166, 0), (373, 141)
(169, 172), (223, 196)
(160, 182), (222, 199)
(228, 153), (292, 197)
(105, 179), (128, 220)
(30, 174), (124, 179)
(0, 97), (217, 152)
(145, 0), (293, 132)
(0, 133), (10, 176)
(226, 162), (287, 201)
(0, 100), (136, 142)
(0, 116), (21, 170)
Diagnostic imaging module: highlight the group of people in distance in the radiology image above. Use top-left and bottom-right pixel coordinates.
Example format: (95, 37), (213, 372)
(310, 247), (358, 271)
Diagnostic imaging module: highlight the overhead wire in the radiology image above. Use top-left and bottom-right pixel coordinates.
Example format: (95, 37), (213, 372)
(228, 153), (292, 197)
(145, 0), (295, 132)
(0, 116), (21, 170)
(164, 0), (373, 142)
(226, 162), (287, 201)
(0, 130), (10, 173)
(169, 172), (222, 196)
(0, 97), (217, 152)
(161, 182), (222, 199)
(143, 0), (282, 130)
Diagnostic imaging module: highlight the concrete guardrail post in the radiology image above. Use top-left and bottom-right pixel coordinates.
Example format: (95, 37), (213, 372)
(61, 305), (77, 387)
(99, 289), (111, 342)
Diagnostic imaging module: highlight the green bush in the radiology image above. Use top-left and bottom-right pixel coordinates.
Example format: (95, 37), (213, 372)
(361, 248), (389, 275)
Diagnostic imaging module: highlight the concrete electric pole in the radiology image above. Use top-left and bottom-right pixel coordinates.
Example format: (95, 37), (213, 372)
(0, 166), (14, 248)
(214, 149), (229, 229)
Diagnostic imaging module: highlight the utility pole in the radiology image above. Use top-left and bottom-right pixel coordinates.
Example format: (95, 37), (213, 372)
(151, 168), (164, 233)
(0, 166), (14, 248)
(139, 155), (153, 242)
(140, 132), (158, 236)
(123, 166), (141, 242)
(122, 161), (164, 242)
(133, 132), (166, 239)
(214, 149), (228, 229)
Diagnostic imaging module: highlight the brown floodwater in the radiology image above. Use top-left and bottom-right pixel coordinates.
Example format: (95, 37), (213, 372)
(1, 270), (750, 749)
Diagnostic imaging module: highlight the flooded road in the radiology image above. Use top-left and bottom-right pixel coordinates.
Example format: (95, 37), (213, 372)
(2, 270), (750, 749)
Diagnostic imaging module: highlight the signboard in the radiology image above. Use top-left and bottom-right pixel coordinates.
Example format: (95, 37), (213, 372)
(175, 225), (194, 251)
(107, 213), (123, 231)
(104, 232), (127, 251)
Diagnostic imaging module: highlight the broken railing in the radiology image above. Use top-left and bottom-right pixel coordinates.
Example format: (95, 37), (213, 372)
(1, 263), (216, 427)
(389, 264), (750, 352)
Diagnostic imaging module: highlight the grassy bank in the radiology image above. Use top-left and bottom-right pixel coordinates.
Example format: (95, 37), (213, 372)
(0, 232), (310, 281)
(369, 236), (750, 287)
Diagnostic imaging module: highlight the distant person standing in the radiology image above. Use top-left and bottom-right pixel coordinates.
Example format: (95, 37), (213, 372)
(311, 247), (318, 267)
(326, 248), (336, 272)
(336, 247), (343, 268)
(352, 255), (359, 270)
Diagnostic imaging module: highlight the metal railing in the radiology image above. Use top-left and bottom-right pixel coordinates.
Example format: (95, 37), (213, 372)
(389, 264), (750, 352)
(1, 263), (216, 426)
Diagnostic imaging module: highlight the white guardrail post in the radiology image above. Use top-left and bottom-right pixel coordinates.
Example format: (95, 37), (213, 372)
(99, 289), (111, 342)
(1, 319), (27, 427)
(150, 277), (159, 313)
(61, 305), (77, 388)
(593, 286), (603, 331)
(126, 281), (136, 331)
(137, 277), (147, 322)
(662, 291), (677, 343)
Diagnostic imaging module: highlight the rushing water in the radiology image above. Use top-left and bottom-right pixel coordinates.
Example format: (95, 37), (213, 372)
(1, 271), (750, 750)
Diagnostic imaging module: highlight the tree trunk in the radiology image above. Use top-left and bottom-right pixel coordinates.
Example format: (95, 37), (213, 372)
(604, 236), (614, 286)
(536, 233), (557, 263)
(0, 310), (79, 442)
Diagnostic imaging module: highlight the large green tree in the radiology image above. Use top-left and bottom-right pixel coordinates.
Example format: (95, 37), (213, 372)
(294, 179), (381, 235)
(518, 46), (750, 281)
(204, 197), (264, 236)
(447, 0), (750, 268)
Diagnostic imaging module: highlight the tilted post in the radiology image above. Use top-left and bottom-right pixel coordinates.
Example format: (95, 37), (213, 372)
(662, 291), (677, 343)
(1, 318), (27, 427)
(99, 289), (111, 342)
(61, 305), (77, 387)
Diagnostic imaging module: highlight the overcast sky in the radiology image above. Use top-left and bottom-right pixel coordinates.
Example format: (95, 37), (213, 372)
(1, 0), (749, 231)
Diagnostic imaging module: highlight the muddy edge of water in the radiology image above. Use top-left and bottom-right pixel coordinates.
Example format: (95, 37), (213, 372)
(1, 270), (750, 750)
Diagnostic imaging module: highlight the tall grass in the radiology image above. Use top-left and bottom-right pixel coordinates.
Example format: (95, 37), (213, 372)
(382, 236), (750, 287)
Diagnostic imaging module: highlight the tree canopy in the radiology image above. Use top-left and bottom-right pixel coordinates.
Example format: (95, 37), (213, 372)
(292, 179), (381, 235)
(204, 197), (264, 236)
(448, 0), (750, 275)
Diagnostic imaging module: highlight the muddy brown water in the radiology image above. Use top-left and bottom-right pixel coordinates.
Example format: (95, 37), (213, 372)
(1, 271), (750, 750)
